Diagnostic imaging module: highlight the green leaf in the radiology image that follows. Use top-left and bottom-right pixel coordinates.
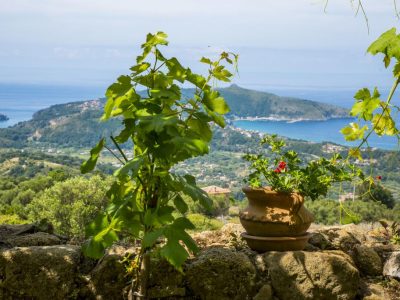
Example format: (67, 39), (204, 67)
(160, 239), (189, 272)
(349, 148), (363, 160)
(367, 28), (400, 67)
(172, 217), (196, 230)
(130, 62), (151, 75)
(114, 156), (144, 177)
(157, 206), (175, 224)
(166, 57), (188, 83)
(103, 75), (133, 120)
(350, 88), (381, 121)
(81, 138), (105, 174)
(202, 90), (230, 114)
(340, 123), (368, 141)
(173, 194), (189, 214)
(85, 212), (109, 237)
(142, 228), (164, 248)
(82, 237), (105, 259)
(200, 57), (212, 64)
(372, 113), (398, 136)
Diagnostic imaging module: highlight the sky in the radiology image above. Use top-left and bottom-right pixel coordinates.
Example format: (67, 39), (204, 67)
(0, 0), (400, 91)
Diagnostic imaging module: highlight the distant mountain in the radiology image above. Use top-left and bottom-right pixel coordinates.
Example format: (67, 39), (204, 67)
(0, 85), (349, 148)
(220, 85), (348, 120)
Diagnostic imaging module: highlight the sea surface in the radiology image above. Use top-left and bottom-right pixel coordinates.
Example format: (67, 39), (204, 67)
(0, 83), (399, 150)
(0, 83), (105, 128)
(233, 119), (398, 150)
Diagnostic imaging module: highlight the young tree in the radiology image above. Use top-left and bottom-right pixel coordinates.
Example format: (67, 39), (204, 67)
(81, 32), (237, 298)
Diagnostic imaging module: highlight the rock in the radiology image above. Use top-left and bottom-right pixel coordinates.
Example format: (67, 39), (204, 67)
(353, 245), (383, 276)
(383, 251), (400, 280)
(253, 284), (273, 300)
(88, 253), (128, 300)
(0, 245), (81, 300)
(192, 223), (244, 249)
(324, 228), (361, 252)
(6, 232), (63, 247)
(263, 251), (359, 300)
(186, 247), (257, 300)
(148, 258), (185, 298)
(308, 232), (332, 249)
(361, 282), (387, 300)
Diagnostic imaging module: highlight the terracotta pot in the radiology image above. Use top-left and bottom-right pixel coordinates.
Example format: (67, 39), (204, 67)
(239, 187), (314, 237)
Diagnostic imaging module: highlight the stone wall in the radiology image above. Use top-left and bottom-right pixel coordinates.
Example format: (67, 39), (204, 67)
(0, 223), (399, 300)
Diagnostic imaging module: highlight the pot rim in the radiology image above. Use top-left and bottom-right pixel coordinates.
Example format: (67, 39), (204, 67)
(242, 186), (301, 197)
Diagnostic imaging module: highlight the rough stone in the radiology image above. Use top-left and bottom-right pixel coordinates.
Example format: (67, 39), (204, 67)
(361, 282), (387, 300)
(308, 232), (332, 249)
(0, 245), (80, 300)
(6, 232), (63, 247)
(88, 253), (128, 300)
(192, 223), (244, 249)
(263, 250), (359, 300)
(253, 284), (273, 300)
(383, 251), (400, 280)
(148, 258), (185, 298)
(353, 245), (383, 276)
(186, 247), (257, 300)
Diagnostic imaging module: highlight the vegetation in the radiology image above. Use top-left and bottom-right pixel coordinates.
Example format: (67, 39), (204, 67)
(28, 175), (113, 238)
(306, 199), (400, 225)
(80, 32), (237, 297)
(357, 181), (396, 209)
(243, 134), (361, 200)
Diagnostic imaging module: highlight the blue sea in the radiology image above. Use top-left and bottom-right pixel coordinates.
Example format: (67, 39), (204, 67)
(0, 83), (105, 128)
(0, 83), (399, 150)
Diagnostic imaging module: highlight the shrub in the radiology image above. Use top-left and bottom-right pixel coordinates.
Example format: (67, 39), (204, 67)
(27, 175), (113, 238)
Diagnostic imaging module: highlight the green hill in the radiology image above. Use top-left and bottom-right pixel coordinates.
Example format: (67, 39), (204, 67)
(0, 85), (349, 148)
(220, 85), (348, 120)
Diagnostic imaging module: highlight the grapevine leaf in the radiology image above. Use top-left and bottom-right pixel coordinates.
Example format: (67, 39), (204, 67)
(160, 238), (189, 272)
(173, 194), (189, 214)
(142, 228), (164, 248)
(202, 90), (230, 114)
(340, 123), (368, 141)
(349, 148), (363, 160)
(81, 138), (105, 174)
(367, 28), (400, 67)
(114, 156), (144, 177)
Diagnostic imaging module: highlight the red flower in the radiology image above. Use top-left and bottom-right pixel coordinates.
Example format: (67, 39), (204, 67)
(274, 168), (281, 173)
(376, 175), (382, 180)
(278, 161), (286, 170)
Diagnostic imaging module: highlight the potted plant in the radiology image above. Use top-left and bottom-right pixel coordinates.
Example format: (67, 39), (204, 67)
(241, 134), (361, 251)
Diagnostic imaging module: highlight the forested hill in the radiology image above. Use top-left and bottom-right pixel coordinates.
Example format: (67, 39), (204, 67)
(219, 85), (348, 120)
(0, 85), (349, 148)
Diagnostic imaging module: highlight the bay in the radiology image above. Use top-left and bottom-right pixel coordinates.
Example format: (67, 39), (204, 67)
(233, 118), (399, 150)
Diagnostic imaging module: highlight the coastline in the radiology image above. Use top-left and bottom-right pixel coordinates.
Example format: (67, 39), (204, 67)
(230, 115), (353, 123)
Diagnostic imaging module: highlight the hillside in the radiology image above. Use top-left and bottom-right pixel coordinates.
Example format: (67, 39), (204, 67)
(0, 85), (349, 148)
(220, 85), (348, 120)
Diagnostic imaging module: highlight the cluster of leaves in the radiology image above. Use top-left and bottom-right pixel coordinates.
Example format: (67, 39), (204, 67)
(378, 220), (400, 245)
(341, 28), (400, 160)
(81, 32), (237, 273)
(243, 135), (362, 200)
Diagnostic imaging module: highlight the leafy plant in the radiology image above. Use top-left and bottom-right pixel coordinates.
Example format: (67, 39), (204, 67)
(80, 31), (237, 298)
(378, 220), (400, 245)
(341, 28), (400, 160)
(243, 134), (362, 200)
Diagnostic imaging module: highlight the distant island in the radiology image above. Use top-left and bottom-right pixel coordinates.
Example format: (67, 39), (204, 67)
(0, 113), (9, 122)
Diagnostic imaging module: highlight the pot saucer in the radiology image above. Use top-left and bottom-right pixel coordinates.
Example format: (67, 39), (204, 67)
(241, 232), (312, 252)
